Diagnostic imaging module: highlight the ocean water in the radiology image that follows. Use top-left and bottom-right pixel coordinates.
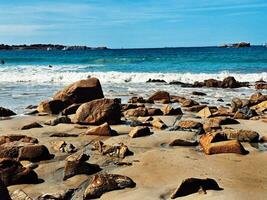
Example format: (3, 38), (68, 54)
(0, 46), (266, 114)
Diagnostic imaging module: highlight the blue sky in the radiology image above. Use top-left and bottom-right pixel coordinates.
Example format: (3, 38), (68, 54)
(0, 0), (267, 48)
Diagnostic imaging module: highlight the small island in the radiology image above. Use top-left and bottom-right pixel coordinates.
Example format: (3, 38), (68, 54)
(0, 44), (108, 51)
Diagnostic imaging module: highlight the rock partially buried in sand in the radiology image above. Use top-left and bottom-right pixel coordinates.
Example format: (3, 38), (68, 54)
(53, 77), (104, 104)
(222, 129), (259, 142)
(74, 98), (121, 125)
(234, 106), (257, 119)
(18, 145), (54, 162)
(179, 99), (199, 107)
(0, 178), (11, 200)
(21, 122), (43, 130)
(169, 139), (198, 147)
(251, 100), (267, 113)
(0, 158), (39, 186)
(44, 116), (71, 126)
(0, 107), (16, 117)
(84, 174), (136, 199)
(37, 189), (75, 200)
(37, 99), (66, 114)
(129, 126), (152, 138)
(92, 140), (133, 158)
(63, 152), (101, 180)
(0, 134), (38, 145)
(62, 103), (81, 115)
(171, 178), (223, 198)
(84, 123), (118, 136)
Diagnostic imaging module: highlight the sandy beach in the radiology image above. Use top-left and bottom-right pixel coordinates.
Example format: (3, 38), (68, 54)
(0, 77), (266, 200)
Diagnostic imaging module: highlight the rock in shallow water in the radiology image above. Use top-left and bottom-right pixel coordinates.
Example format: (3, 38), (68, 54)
(171, 178), (223, 198)
(84, 174), (136, 199)
(0, 107), (16, 117)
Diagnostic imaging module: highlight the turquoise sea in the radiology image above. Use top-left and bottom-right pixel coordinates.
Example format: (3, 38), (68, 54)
(0, 46), (266, 113)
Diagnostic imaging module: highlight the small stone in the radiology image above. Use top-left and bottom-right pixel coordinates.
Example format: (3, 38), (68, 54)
(192, 91), (207, 96)
(148, 91), (170, 102)
(84, 123), (118, 136)
(129, 126), (152, 138)
(84, 174), (136, 199)
(63, 152), (101, 180)
(152, 118), (167, 129)
(171, 178), (222, 198)
(21, 122), (43, 130)
(197, 107), (212, 118)
(18, 145), (54, 162)
(169, 139), (198, 146)
(45, 116), (71, 126)
(162, 105), (183, 115)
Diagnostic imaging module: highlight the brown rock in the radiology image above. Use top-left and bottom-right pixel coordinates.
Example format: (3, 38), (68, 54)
(169, 139), (198, 146)
(0, 143), (20, 159)
(21, 122), (43, 130)
(179, 99), (199, 107)
(255, 82), (267, 90)
(221, 76), (239, 88)
(204, 79), (222, 87)
(147, 108), (163, 116)
(62, 103), (81, 115)
(0, 135), (38, 145)
(0, 107), (16, 117)
(53, 78), (104, 104)
(37, 99), (66, 114)
(18, 145), (53, 162)
(222, 129), (259, 142)
(231, 98), (243, 113)
(0, 158), (38, 186)
(49, 132), (78, 137)
(84, 174), (136, 199)
(249, 92), (267, 106)
(148, 91), (170, 102)
(205, 140), (248, 155)
(162, 105), (183, 115)
(124, 107), (148, 118)
(251, 100), (267, 113)
(192, 91), (206, 96)
(171, 178), (222, 198)
(200, 132), (227, 149)
(129, 126), (152, 138)
(184, 105), (207, 112)
(74, 98), (121, 125)
(197, 107), (212, 118)
(152, 118), (167, 129)
(176, 120), (203, 129)
(85, 123), (118, 136)
(63, 152), (100, 180)
(92, 141), (132, 158)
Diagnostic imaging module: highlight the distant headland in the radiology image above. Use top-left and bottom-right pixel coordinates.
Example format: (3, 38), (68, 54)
(0, 44), (108, 51)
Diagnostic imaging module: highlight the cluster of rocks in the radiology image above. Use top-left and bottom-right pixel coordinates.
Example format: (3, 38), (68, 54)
(0, 76), (266, 199)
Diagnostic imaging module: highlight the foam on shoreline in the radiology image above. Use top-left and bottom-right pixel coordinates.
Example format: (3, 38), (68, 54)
(0, 67), (266, 84)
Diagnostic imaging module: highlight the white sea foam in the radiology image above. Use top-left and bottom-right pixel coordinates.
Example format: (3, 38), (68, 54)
(0, 66), (266, 84)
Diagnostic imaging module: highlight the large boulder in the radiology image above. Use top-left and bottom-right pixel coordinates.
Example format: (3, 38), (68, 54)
(84, 174), (136, 199)
(53, 78), (104, 104)
(0, 107), (16, 117)
(73, 98), (121, 125)
(0, 158), (38, 186)
(221, 76), (239, 88)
